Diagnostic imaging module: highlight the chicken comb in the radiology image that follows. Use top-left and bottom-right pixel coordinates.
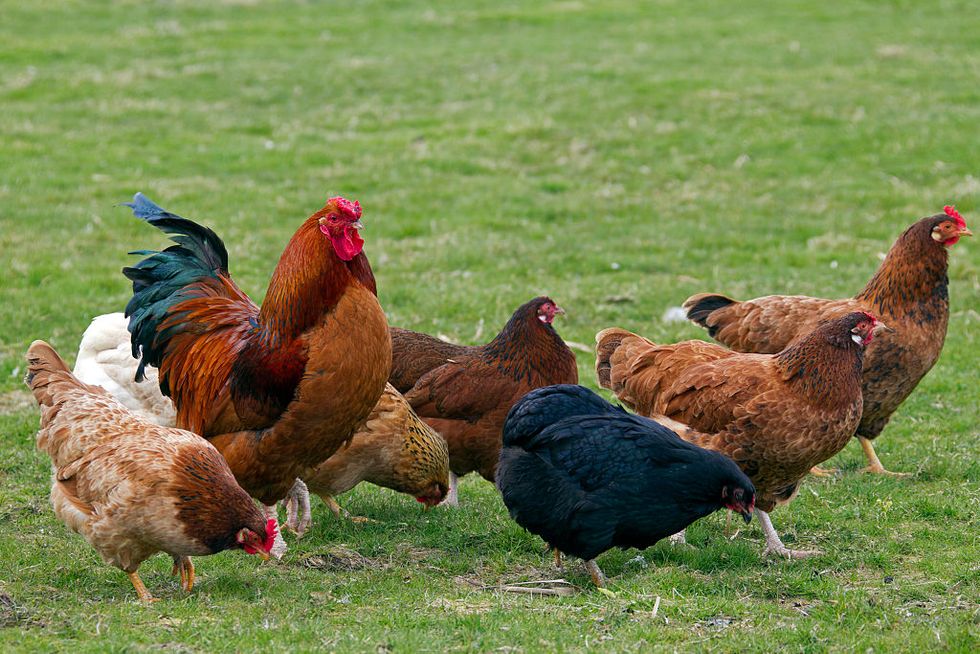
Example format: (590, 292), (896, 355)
(262, 518), (279, 553)
(329, 196), (362, 221)
(944, 205), (966, 229)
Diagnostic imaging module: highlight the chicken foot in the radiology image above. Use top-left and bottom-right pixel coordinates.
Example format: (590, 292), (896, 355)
(858, 437), (910, 477)
(809, 465), (838, 477)
(127, 570), (157, 603)
(757, 509), (822, 559)
(283, 478), (312, 538)
(584, 559), (608, 588)
(442, 472), (460, 507)
(171, 556), (195, 592)
(322, 495), (376, 524)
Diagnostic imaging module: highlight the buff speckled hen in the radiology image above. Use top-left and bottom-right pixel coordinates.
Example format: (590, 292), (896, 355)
(596, 312), (884, 558)
(26, 340), (276, 602)
(390, 297), (578, 505)
(122, 193), (391, 508)
(683, 207), (971, 475)
(292, 384), (450, 531)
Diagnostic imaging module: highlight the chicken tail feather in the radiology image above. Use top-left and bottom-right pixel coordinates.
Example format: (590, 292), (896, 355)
(682, 293), (736, 333)
(594, 328), (636, 391)
(25, 340), (77, 408)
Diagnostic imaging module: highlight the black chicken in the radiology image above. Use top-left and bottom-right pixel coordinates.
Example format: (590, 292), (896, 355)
(496, 384), (755, 587)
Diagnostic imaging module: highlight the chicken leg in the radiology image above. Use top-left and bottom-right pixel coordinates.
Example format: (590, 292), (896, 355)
(442, 472), (460, 507)
(127, 570), (157, 603)
(553, 549), (564, 570)
(808, 465), (838, 477)
(757, 509), (822, 559)
(322, 495), (376, 524)
(584, 559), (607, 588)
(284, 478), (312, 537)
(171, 555), (195, 592)
(858, 437), (910, 477)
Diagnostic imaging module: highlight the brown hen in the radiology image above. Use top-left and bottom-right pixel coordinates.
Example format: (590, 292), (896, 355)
(26, 341), (276, 602)
(392, 297), (578, 504)
(683, 208), (971, 475)
(596, 312), (883, 558)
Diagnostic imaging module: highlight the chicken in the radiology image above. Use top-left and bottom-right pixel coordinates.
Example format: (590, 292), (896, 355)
(71, 313), (447, 535)
(299, 383), (450, 527)
(683, 207), (972, 475)
(595, 312), (883, 558)
(391, 297), (578, 504)
(122, 193), (391, 505)
(25, 340), (276, 602)
(496, 384), (755, 588)
(73, 313), (175, 426)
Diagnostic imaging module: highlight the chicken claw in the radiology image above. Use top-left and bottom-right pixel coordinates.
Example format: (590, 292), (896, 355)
(858, 437), (910, 477)
(284, 479), (312, 538)
(757, 509), (822, 559)
(809, 466), (838, 477)
(584, 559), (608, 588)
(171, 556), (195, 592)
(127, 571), (158, 603)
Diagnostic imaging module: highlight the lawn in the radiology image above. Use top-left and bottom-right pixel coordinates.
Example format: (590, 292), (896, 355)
(1, 0), (978, 651)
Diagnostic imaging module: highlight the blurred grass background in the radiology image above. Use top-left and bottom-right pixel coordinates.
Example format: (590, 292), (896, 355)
(0, 1), (977, 652)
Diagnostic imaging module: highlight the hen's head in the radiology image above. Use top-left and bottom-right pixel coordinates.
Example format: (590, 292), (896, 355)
(533, 297), (565, 325)
(929, 206), (972, 247)
(235, 518), (278, 560)
(721, 483), (755, 524)
(316, 196), (365, 261)
(399, 420), (451, 509)
(849, 312), (886, 347)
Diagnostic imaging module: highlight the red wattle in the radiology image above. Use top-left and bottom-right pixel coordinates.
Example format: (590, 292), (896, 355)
(330, 226), (364, 261)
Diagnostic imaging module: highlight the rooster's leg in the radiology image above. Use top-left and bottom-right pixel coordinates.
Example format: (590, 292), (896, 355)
(284, 478), (312, 538)
(553, 549), (564, 570)
(584, 559), (607, 588)
(858, 437), (910, 477)
(126, 570), (157, 603)
(442, 472), (459, 507)
(809, 465), (838, 477)
(757, 509), (822, 559)
(668, 529), (687, 546)
(261, 504), (288, 558)
(171, 556), (195, 592)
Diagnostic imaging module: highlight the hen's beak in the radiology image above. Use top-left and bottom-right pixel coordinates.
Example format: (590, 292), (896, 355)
(872, 321), (893, 336)
(959, 227), (973, 237)
(256, 551), (270, 561)
(740, 508), (753, 524)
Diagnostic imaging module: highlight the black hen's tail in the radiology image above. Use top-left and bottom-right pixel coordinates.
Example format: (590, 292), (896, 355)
(121, 193), (230, 381)
(502, 384), (625, 448)
(682, 293), (736, 333)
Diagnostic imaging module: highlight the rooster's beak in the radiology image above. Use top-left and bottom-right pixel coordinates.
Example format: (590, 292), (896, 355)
(351, 220), (364, 230)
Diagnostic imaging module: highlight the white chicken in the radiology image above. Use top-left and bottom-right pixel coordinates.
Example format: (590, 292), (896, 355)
(73, 313), (176, 426)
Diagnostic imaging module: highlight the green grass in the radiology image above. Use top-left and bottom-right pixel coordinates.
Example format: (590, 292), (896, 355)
(1, 0), (978, 651)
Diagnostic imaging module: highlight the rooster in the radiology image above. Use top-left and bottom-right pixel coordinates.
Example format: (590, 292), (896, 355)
(26, 341), (277, 602)
(122, 193), (391, 505)
(497, 385), (755, 588)
(683, 207), (971, 475)
(596, 312), (883, 558)
(390, 297), (578, 504)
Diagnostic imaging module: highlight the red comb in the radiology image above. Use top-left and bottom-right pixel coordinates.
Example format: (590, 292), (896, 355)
(329, 196), (362, 221)
(263, 518), (278, 553)
(944, 205), (966, 228)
